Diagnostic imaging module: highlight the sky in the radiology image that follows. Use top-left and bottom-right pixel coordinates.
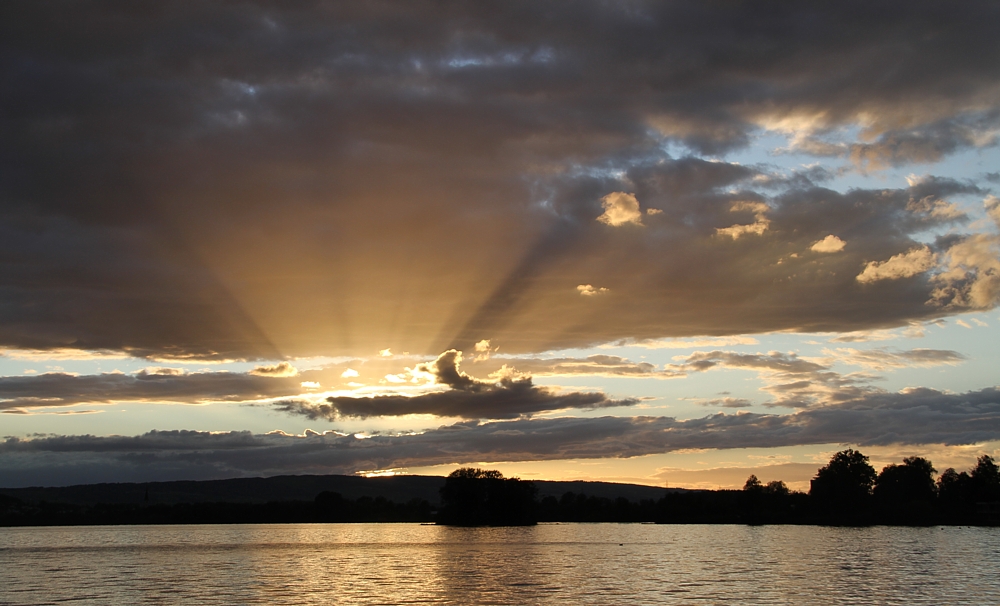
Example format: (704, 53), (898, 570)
(2, 1), (999, 490)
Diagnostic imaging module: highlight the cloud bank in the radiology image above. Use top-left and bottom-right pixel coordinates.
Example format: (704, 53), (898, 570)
(1, 2), (998, 360)
(3, 386), (998, 486)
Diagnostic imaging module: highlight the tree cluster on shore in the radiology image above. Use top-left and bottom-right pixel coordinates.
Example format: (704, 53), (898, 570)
(436, 455), (1000, 526)
(1, 452), (997, 527)
(437, 467), (538, 526)
(806, 449), (1000, 525)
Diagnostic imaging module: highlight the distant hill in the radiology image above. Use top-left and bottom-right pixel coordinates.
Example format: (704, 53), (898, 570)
(536, 480), (679, 502)
(0, 474), (681, 506)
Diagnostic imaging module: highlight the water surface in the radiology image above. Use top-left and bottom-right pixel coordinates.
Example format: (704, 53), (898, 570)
(2, 524), (998, 604)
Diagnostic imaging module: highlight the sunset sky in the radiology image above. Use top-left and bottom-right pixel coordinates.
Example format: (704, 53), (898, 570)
(2, 1), (999, 490)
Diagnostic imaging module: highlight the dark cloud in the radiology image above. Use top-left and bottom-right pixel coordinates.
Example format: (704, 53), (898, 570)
(0, 368), (303, 410)
(846, 112), (1000, 169)
(290, 350), (634, 419)
(789, 112), (1000, 169)
(3, 386), (998, 487)
(1, 2), (999, 359)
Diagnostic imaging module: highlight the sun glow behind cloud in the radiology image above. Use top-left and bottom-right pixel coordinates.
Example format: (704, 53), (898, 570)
(1, 1), (1000, 488)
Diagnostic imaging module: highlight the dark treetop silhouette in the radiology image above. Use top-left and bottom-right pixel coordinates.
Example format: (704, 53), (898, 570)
(437, 468), (538, 526)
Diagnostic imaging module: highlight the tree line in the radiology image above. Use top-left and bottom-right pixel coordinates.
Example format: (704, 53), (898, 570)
(801, 449), (1000, 525)
(2, 454), (998, 526)
(436, 454), (1000, 526)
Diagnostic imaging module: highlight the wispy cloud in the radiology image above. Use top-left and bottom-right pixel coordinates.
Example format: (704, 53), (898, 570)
(671, 348), (966, 408)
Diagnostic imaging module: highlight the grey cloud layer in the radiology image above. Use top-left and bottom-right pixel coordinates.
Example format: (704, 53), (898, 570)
(0, 368), (303, 410)
(3, 386), (998, 486)
(0, 350), (638, 416)
(2, 2), (1000, 359)
(0, 347), (965, 417)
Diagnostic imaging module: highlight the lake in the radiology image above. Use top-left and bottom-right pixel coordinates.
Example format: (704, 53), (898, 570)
(1, 524), (998, 604)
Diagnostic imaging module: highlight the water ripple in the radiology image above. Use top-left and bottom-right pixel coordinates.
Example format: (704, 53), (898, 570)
(1, 524), (998, 605)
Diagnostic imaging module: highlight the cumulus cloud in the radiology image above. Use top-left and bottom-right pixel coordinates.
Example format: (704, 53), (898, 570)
(847, 115), (1000, 169)
(774, 113), (1000, 171)
(905, 194), (965, 222)
(810, 235), (846, 253)
(577, 284), (610, 296)
(715, 201), (770, 240)
(597, 192), (644, 226)
(931, 234), (1000, 309)
(856, 246), (938, 283)
(472, 339), (496, 361)
(4, 386), (999, 486)
(294, 350), (635, 420)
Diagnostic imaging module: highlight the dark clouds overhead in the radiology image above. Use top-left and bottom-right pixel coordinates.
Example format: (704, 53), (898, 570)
(1, 1), (999, 360)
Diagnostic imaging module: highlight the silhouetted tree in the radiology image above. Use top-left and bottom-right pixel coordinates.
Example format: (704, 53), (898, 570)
(438, 468), (537, 526)
(743, 475), (763, 492)
(740, 476), (796, 523)
(810, 449), (876, 519)
(874, 457), (936, 505)
(970, 455), (1000, 502)
(872, 457), (936, 523)
(937, 467), (972, 510)
(742, 475), (788, 496)
(763, 480), (789, 496)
